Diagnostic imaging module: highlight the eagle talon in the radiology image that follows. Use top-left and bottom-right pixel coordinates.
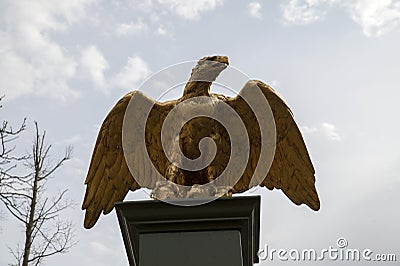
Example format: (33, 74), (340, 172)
(186, 184), (215, 198)
(185, 184), (232, 199)
(151, 180), (182, 200)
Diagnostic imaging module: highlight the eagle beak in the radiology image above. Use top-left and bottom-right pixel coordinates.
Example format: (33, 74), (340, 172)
(203, 55), (229, 66)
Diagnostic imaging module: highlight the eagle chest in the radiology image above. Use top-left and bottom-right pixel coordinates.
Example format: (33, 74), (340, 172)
(178, 99), (220, 161)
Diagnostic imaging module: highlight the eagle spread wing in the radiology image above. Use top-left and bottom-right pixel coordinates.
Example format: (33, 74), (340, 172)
(228, 80), (320, 211)
(82, 91), (172, 229)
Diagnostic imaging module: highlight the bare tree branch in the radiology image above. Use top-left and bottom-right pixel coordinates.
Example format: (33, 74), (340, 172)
(0, 102), (76, 266)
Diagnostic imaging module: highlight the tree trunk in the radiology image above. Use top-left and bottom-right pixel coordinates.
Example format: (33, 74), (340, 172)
(22, 145), (40, 266)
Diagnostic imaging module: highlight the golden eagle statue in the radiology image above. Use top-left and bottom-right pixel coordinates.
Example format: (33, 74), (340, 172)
(82, 55), (320, 229)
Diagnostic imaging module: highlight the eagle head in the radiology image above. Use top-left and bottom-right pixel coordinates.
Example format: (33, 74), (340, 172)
(189, 55), (229, 83)
(183, 55), (229, 97)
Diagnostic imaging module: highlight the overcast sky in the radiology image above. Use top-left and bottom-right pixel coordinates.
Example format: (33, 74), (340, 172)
(1, 0), (399, 265)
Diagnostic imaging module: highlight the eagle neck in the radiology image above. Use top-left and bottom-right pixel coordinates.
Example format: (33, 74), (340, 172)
(182, 81), (211, 98)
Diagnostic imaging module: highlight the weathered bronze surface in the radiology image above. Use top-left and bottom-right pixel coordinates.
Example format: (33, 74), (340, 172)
(82, 56), (320, 229)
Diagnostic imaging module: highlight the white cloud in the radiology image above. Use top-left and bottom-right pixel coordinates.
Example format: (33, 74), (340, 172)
(157, 25), (170, 36)
(115, 19), (149, 36)
(112, 56), (152, 90)
(281, 0), (336, 24)
(0, 0), (94, 101)
(89, 241), (112, 255)
(80, 46), (109, 91)
(321, 122), (341, 141)
(248, 2), (262, 19)
(79, 48), (151, 93)
(128, 0), (154, 12)
(158, 0), (223, 20)
(346, 0), (400, 37)
(104, 0), (222, 38)
(0, 36), (34, 101)
(300, 125), (318, 134)
(57, 134), (83, 145)
(301, 122), (341, 141)
(281, 0), (400, 37)
(271, 80), (280, 87)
